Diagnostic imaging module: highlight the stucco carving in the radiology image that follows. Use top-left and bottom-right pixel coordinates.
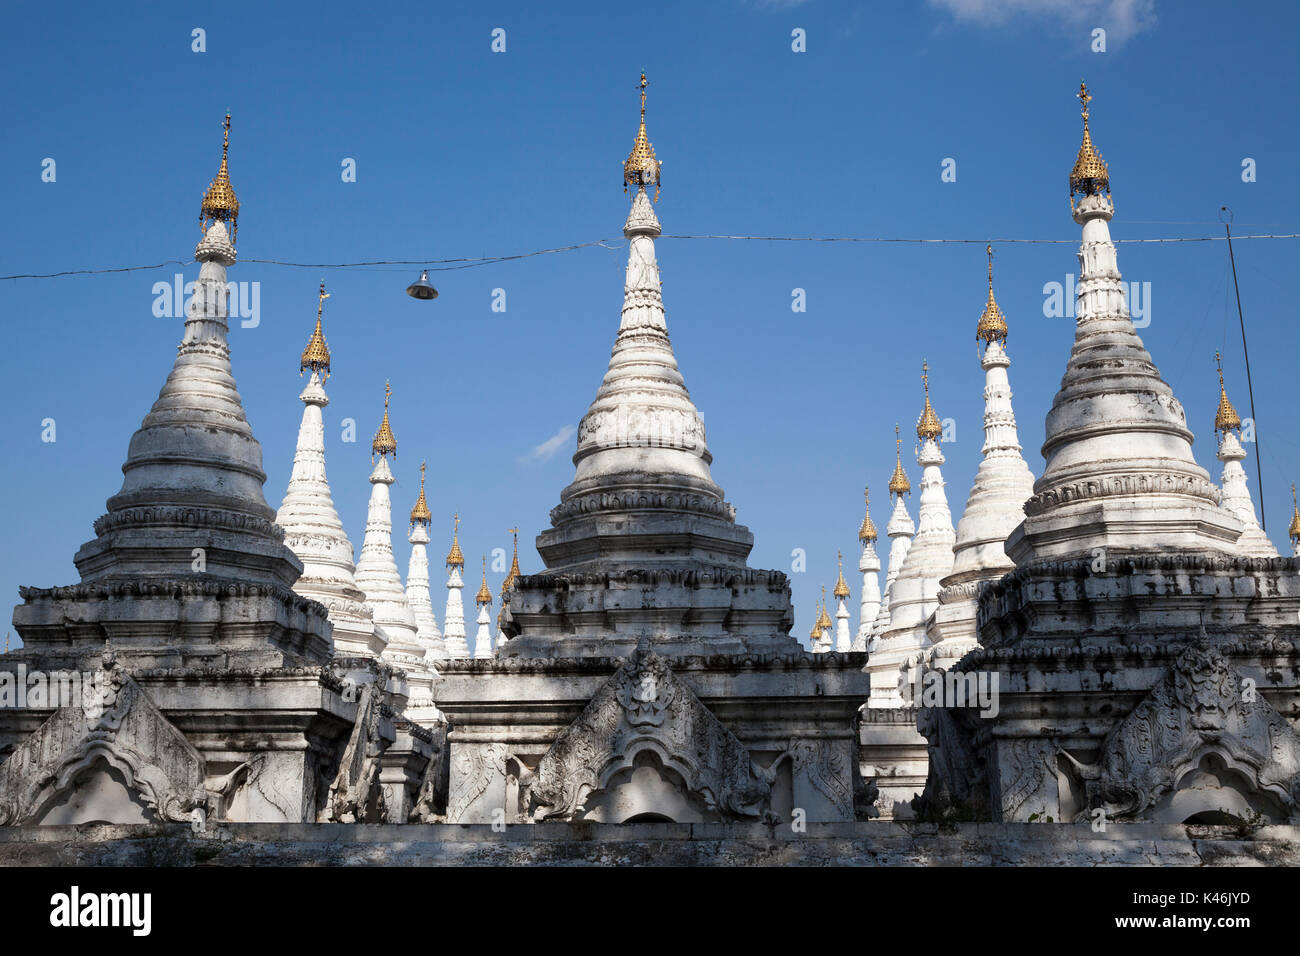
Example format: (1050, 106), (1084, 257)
(530, 642), (773, 821)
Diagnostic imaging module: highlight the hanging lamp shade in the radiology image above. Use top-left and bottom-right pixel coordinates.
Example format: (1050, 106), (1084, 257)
(406, 270), (438, 300)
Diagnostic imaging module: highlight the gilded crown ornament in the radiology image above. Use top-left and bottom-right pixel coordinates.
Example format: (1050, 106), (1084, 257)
(300, 281), (332, 380)
(917, 361), (943, 441)
(446, 514), (465, 568)
(1069, 81), (1110, 204)
(976, 243), (1008, 345)
(410, 461), (432, 528)
(833, 551), (851, 599)
(623, 72), (662, 201)
(371, 382), (397, 460)
(816, 587), (833, 630)
(858, 486), (878, 542)
(502, 528), (521, 593)
(476, 557), (493, 606)
(1214, 351), (1242, 435)
(1290, 483), (1300, 547)
(888, 425), (911, 498)
(200, 111), (240, 241)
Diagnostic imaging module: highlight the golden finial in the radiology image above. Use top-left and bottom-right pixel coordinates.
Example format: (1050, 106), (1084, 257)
(859, 486), (878, 543)
(300, 280), (332, 380)
(623, 72), (662, 201)
(371, 382), (397, 460)
(446, 513), (465, 568)
(476, 556), (493, 606)
(816, 586), (833, 630)
(1289, 482), (1300, 546)
(410, 460), (432, 528)
(808, 601), (822, 641)
(200, 111), (240, 241)
(917, 361), (942, 441)
(976, 243), (1009, 345)
(501, 528), (521, 593)
(1214, 351), (1242, 435)
(1069, 81), (1110, 202)
(833, 551), (851, 599)
(888, 425), (911, 498)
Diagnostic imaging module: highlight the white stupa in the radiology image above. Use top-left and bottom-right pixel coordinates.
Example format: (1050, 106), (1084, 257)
(1213, 356), (1276, 558)
(275, 283), (381, 658)
(440, 516), (471, 658)
(929, 248), (1036, 662)
(406, 461), (449, 661)
(854, 487), (881, 651)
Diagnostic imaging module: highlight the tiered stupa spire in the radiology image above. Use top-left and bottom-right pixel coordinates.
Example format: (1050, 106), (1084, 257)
(871, 428), (915, 642)
(1214, 354), (1276, 557)
(276, 282), (381, 657)
(1290, 484), (1300, 557)
(473, 557), (494, 659)
(1006, 82), (1242, 563)
(47, 113), (333, 668)
(833, 552), (852, 653)
(870, 369), (955, 706)
(854, 487), (881, 651)
(405, 461), (448, 662)
(354, 385), (426, 681)
(504, 72), (798, 658)
(441, 515), (470, 658)
(930, 246), (1037, 661)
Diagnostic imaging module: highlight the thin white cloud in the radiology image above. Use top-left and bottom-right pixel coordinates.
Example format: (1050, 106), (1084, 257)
(928, 0), (1156, 45)
(521, 425), (576, 464)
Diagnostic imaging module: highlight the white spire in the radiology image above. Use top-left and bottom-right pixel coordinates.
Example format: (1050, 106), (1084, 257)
(276, 371), (379, 658)
(931, 250), (1037, 662)
(872, 486), (915, 643)
(855, 488), (881, 651)
(473, 561), (494, 660)
(870, 374), (955, 707)
(441, 516), (470, 658)
(405, 462), (447, 661)
(1214, 377), (1277, 556)
(1006, 87), (1241, 564)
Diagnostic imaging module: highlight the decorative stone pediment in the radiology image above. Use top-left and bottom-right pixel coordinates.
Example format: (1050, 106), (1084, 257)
(0, 656), (206, 825)
(529, 642), (773, 821)
(1060, 643), (1300, 822)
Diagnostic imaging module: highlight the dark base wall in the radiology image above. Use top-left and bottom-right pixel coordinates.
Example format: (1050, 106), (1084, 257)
(1, 822), (1296, 866)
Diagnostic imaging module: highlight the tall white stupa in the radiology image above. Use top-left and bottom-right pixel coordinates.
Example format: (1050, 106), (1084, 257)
(871, 430), (915, 643)
(406, 462), (449, 661)
(854, 487), (881, 651)
(440, 516), (471, 658)
(1213, 355), (1276, 557)
(1006, 83), (1242, 564)
(928, 247), (1036, 662)
(275, 283), (381, 658)
(473, 558), (494, 659)
(833, 553), (853, 653)
(870, 367), (955, 706)
(354, 386), (428, 699)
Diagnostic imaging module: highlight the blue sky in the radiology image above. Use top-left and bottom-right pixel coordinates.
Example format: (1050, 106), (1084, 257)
(2, 0), (1297, 649)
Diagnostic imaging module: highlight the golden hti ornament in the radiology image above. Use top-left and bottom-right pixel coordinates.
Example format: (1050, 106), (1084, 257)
(816, 587), (833, 631)
(476, 557), (493, 606)
(833, 551), (851, 599)
(410, 461), (432, 529)
(200, 111), (240, 241)
(1214, 351), (1242, 435)
(976, 243), (1008, 345)
(1289, 483), (1300, 547)
(917, 361), (943, 441)
(446, 513), (465, 568)
(501, 528), (521, 594)
(623, 72), (662, 201)
(371, 382), (397, 460)
(1069, 81), (1110, 205)
(858, 486), (878, 543)
(888, 425), (911, 498)
(301, 280), (332, 381)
